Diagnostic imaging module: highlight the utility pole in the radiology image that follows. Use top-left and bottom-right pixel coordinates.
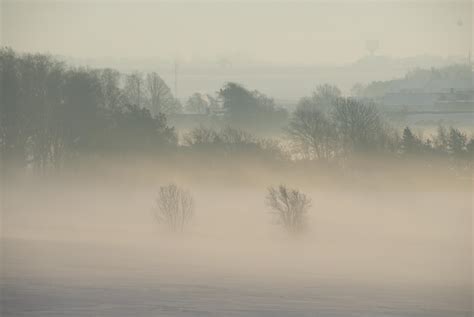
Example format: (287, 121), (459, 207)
(174, 61), (178, 99)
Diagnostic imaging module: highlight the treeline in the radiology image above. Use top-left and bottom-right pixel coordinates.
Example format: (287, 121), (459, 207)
(0, 48), (177, 171)
(1, 48), (472, 174)
(287, 84), (474, 162)
(0, 49), (289, 172)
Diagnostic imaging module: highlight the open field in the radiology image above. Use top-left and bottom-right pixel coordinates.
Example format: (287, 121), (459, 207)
(2, 177), (472, 317)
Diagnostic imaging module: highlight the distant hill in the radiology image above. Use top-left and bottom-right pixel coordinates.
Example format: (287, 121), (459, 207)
(357, 64), (473, 97)
(57, 54), (471, 107)
(351, 55), (468, 71)
(354, 64), (474, 111)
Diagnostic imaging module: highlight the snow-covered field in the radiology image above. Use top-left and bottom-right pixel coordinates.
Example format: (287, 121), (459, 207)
(2, 180), (472, 316)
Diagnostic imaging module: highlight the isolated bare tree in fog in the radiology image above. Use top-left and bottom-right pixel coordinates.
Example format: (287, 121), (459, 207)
(154, 184), (194, 232)
(266, 185), (311, 234)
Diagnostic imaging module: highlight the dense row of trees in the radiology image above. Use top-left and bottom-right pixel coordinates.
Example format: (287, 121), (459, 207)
(0, 48), (178, 171)
(401, 125), (473, 159)
(1, 49), (472, 174)
(287, 83), (473, 163)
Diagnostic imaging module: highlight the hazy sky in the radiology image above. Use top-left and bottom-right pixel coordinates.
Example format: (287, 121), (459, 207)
(1, 0), (472, 65)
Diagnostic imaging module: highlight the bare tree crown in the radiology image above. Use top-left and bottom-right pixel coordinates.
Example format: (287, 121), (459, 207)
(154, 184), (194, 232)
(266, 185), (311, 234)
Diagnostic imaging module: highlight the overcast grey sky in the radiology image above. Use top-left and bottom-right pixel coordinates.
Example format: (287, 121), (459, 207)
(1, 0), (472, 65)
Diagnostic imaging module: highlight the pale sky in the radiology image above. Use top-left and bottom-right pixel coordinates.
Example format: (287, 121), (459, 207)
(1, 0), (472, 65)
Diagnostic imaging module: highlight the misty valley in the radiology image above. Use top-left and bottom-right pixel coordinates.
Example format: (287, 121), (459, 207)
(1, 1), (473, 314)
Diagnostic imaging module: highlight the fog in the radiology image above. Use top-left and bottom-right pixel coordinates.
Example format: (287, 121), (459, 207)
(2, 159), (472, 316)
(1, 56), (473, 315)
(1, 0), (473, 316)
(2, 0), (472, 64)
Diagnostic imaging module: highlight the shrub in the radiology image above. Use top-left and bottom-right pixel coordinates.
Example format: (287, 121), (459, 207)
(154, 184), (194, 232)
(266, 185), (311, 234)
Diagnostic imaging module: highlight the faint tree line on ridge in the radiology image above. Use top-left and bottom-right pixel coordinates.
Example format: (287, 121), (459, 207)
(350, 64), (472, 100)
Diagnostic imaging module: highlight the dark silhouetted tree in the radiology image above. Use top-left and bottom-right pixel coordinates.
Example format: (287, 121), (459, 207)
(448, 127), (467, 158)
(401, 127), (422, 155)
(105, 104), (176, 152)
(219, 82), (258, 125)
(218, 82), (287, 130)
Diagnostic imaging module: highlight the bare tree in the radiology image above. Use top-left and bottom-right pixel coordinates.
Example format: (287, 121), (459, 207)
(332, 97), (385, 155)
(146, 72), (181, 116)
(266, 185), (311, 234)
(154, 184), (194, 232)
(296, 84), (341, 113)
(311, 84), (341, 110)
(287, 103), (337, 161)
